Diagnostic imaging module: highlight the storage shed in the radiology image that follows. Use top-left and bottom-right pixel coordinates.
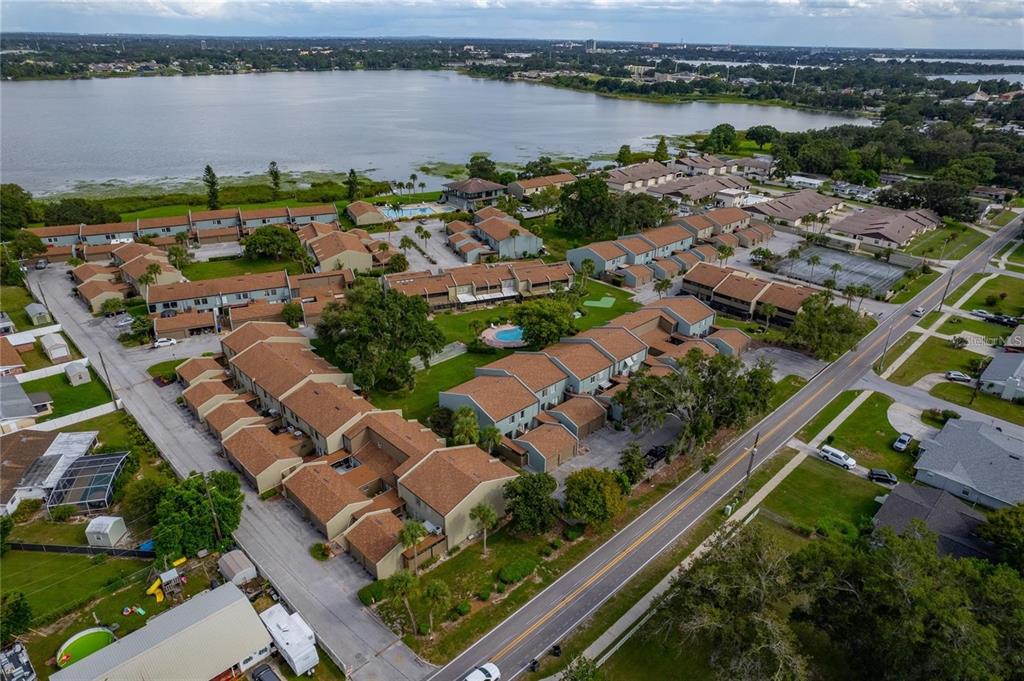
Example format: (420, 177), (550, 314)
(40, 333), (70, 362)
(64, 362), (91, 386)
(86, 515), (127, 548)
(218, 549), (258, 586)
(25, 303), (52, 326)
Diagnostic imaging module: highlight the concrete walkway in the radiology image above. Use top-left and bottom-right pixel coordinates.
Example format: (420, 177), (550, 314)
(886, 402), (938, 441)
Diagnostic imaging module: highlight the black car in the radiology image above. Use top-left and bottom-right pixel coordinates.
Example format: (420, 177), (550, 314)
(993, 315), (1018, 327)
(868, 469), (898, 485)
(250, 665), (282, 681)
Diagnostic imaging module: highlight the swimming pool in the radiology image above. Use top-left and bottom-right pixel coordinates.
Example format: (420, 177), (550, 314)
(57, 627), (116, 668)
(380, 205), (437, 220)
(494, 326), (524, 343)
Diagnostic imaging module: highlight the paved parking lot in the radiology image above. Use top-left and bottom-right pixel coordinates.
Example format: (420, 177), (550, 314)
(384, 219), (465, 271)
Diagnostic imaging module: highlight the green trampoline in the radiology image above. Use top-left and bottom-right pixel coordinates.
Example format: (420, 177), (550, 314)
(57, 627), (115, 668)
(583, 296), (616, 308)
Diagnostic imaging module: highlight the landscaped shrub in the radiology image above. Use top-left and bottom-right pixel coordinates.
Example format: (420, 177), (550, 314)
(498, 558), (537, 584)
(941, 409), (961, 421)
(495, 582), (505, 594)
(309, 542), (330, 561)
(259, 488), (279, 500)
(358, 580), (387, 606)
(549, 539), (562, 550)
(539, 546), (553, 557)
(564, 525), (584, 541)
(477, 589), (491, 602)
(418, 622), (429, 636)
(90, 553), (108, 566)
(49, 504), (75, 522)
(454, 600), (471, 616)
(11, 499), (42, 523)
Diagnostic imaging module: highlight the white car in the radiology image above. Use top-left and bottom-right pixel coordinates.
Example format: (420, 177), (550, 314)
(819, 445), (857, 470)
(911, 306), (925, 317)
(970, 309), (990, 318)
(945, 370), (972, 383)
(152, 338), (177, 348)
(463, 663), (501, 681)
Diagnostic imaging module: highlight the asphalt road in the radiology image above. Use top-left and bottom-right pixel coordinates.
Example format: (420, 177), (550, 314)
(432, 218), (1021, 681)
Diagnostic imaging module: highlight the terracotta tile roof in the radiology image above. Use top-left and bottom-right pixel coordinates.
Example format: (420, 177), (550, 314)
(221, 321), (305, 355)
(510, 173), (576, 190)
(309, 231), (370, 262)
(228, 299), (287, 326)
(121, 256), (177, 281)
(708, 328), (751, 353)
(346, 201), (384, 218)
(77, 279), (127, 301)
(444, 375), (537, 422)
(757, 282), (817, 313)
(673, 251), (701, 269)
(652, 257), (681, 274)
(548, 395), (606, 426)
(446, 220), (474, 233)
(609, 308), (671, 333)
(646, 296), (714, 324)
(682, 262), (734, 288)
(0, 336), (25, 369)
(545, 342), (613, 380)
(138, 215), (190, 229)
(638, 224), (690, 248)
(292, 269), (354, 291)
(81, 243), (121, 257)
(29, 224), (80, 238)
(679, 214), (715, 233)
(831, 208), (940, 245)
(282, 382), (374, 436)
(704, 207), (750, 225)
(231, 342), (340, 400)
(475, 217), (532, 243)
(190, 208), (240, 221)
(284, 463), (369, 523)
(154, 309), (216, 335)
(295, 221), (339, 243)
(616, 237), (655, 256)
(349, 412), (445, 470)
(289, 204), (338, 218)
(80, 221), (137, 237)
(664, 339), (718, 358)
(344, 511), (403, 563)
(71, 263), (118, 283)
(240, 207), (289, 221)
(749, 222), (775, 239)
(578, 241), (626, 261)
(474, 206), (512, 221)
(690, 245), (719, 261)
(507, 260), (574, 285)
(399, 445), (516, 516)
(515, 424), (577, 463)
(384, 270), (455, 297)
(112, 242), (165, 263)
(352, 488), (404, 520)
(577, 327), (646, 362)
(147, 271), (289, 304)
(176, 356), (223, 383)
(714, 273), (769, 303)
(484, 353), (567, 392)
(620, 264), (654, 282)
(712, 233), (740, 248)
(206, 400), (260, 434)
(183, 379), (234, 410)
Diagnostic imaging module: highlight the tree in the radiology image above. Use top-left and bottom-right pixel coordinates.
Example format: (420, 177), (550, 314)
(281, 301), (303, 328)
(387, 252), (409, 273)
(951, 335), (968, 349)
(0, 184), (35, 238)
(202, 165), (220, 210)
(829, 262), (843, 280)
(746, 124), (778, 149)
(136, 262), (162, 288)
(267, 160), (281, 197)
(385, 570), (419, 634)
(759, 302), (778, 329)
(4, 230), (43, 267)
(530, 185), (561, 212)
(99, 296), (126, 315)
(512, 298), (575, 348)
(508, 227), (521, 258)
(469, 502), (498, 556)
(653, 136), (670, 162)
(317, 283), (443, 391)
(424, 579), (451, 633)
(479, 425), (502, 454)
(121, 477), (169, 524)
(559, 177), (617, 238)
(399, 235), (416, 254)
(653, 278), (672, 298)
(0, 246), (24, 286)
(451, 406), (480, 446)
(174, 230), (190, 245)
(153, 471), (243, 560)
(496, 195), (522, 218)
(345, 168), (360, 200)
(43, 197), (119, 226)
(562, 656), (604, 681)
(0, 515), (13, 556)
(243, 225), (303, 261)
(399, 520), (427, 573)
(978, 504), (1024, 572)
(715, 244), (734, 266)
(650, 524), (807, 681)
(466, 153), (499, 183)
(0, 592), (32, 645)
(702, 123), (737, 153)
(616, 144), (633, 165)
(503, 472), (560, 535)
(428, 406), (454, 439)
(564, 468), (625, 525)
(786, 292), (869, 360)
(575, 258), (596, 295)
(167, 244), (192, 271)
(618, 441), (646, 486)
(521, 155), (560, 178)
(806, 254), (822, 279)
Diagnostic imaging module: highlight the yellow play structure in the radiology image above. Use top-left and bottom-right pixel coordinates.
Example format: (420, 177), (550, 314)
(146, 558), (187, 603)
(145, 579), (164, 603)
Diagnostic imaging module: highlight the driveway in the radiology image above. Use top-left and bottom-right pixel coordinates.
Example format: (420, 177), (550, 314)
(741, 346), (825, 381)
(27, 267), (432, 681)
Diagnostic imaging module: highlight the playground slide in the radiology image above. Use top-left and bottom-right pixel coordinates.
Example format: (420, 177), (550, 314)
(153, 589), (164, 603)
(145, 579), (161, 596)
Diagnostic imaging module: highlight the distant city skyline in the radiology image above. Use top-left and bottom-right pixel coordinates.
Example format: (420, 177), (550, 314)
(1, 0), (1022, 51)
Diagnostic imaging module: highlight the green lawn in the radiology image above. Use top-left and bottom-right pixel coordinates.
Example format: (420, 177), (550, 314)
(877, 331), (921, 373)
(147, 358), (186, 381)
(20, 369), (112, 421)
(917, 310), (943, 330)
(1008, 243), (1024, 266)
(947, 273), (984, 306)
(522, 214), (585, 262)
(991, 210), (1018, 227)
(930, 382), (1024, 426)
(8, 519), (87, 545)
(770, 375), (807, 411)
(0, 551), (150, 622)
(890, 270), (940, 304)
(905, 224), (987, 260)
(0, 285), (42, 330)
(708, 313), (789, 344)
(60, 410), (133, 450)
(888, 336), (981, 386)
(762, 458), (883, 533)
(827, 392), (912, 479)
(797, 391), (859, 443)
(369, 350), (513, 422)
(937, 315), (1012, 340)
(181, 256), (302, 280)
(956, 274), (1024, 316)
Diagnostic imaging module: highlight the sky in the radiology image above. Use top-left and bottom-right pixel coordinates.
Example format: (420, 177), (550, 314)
(1, 0), (1022, 51)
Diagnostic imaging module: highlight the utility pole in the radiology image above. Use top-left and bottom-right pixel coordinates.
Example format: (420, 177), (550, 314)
(938, 267), (956, 312)
(876, 324), (894, 374)
(97, 350), (117, 401)
(740, 432), (760, 499)
(203, 475), (223, 543)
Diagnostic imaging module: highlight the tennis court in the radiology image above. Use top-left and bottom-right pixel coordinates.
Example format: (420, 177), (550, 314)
(777, 246), (908, 295)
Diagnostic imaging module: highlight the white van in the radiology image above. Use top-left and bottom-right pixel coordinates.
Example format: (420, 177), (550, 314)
(818, 445), (857, 470)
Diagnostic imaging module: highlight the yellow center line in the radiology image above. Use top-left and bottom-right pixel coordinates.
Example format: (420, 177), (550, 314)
(492, 376), (835, 662)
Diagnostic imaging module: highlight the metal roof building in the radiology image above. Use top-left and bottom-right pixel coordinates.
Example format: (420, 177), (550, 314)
(50, 583), (272, 681)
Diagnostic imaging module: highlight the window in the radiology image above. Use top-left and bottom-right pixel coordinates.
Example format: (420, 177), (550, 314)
(520, 410), (525, 418)
(961, 489), (971, 497)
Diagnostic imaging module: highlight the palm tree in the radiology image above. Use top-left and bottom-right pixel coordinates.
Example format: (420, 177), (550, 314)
(854, 284), (871, 313)
(829, 262), (842, 278)
(716, 244), (734, 266)
(760, 302), (777, 328)
(786, 247), (802, 261)
(654, 278), (672, 298)
(842, 284), (858, 308)
(509, 227), (520, 259)
(409, 173), (418, 191)
(399, 520), (427, 573)
(469, 502), (498, 556)
(576, 259), (595, 295)
(479, 425), (502, 454)
(136, 262), (162, 289)
(399, 235), (415, 254)
(385, 570), (419, 634)
(418, 182), (426, 192)
(423, 579), (451, 633)
(806, 254), (822, 280)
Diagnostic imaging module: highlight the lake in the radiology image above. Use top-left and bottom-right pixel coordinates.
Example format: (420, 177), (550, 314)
(0, 70), (868, 195)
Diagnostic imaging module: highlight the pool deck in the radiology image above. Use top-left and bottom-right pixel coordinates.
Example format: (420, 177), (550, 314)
(480, 324), (527, 348)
